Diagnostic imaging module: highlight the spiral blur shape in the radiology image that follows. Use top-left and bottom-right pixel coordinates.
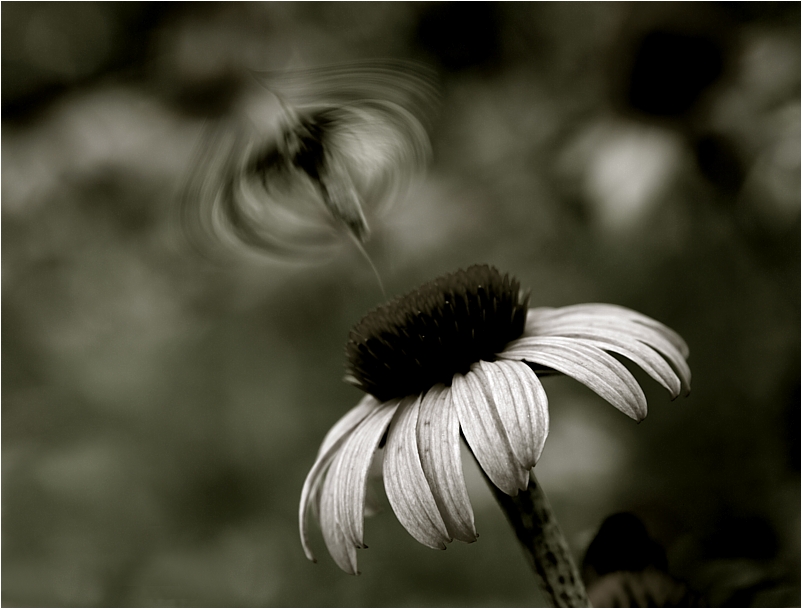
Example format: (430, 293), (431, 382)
(180, 60), (439, 263)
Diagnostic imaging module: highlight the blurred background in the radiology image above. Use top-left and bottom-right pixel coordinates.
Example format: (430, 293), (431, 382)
(2, 2), (799, 606)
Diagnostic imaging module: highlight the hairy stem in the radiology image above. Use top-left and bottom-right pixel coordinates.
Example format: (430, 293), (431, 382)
(486, 471), (590, 608)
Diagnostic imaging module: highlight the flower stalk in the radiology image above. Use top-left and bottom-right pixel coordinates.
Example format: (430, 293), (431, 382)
(486, 470), (591, 608)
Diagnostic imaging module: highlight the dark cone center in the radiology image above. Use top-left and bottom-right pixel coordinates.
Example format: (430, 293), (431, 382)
(345, 265), (529, 401)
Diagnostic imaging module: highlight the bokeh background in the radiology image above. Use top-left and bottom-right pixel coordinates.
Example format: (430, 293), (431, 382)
(2, 2), (799, 607)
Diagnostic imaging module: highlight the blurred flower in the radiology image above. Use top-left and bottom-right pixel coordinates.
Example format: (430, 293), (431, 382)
(180, 60), (438, 263)
(587, 569), (702, 608)
(299, 265), (691, 574)
(583, 513), (669, 581)
(583, 513), (705, 607)
(559, 120), (684, 236)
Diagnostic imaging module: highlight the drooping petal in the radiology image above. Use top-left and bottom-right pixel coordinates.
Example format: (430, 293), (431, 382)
(319, 452), (359, 574)
(478, 359), (550, 469)
(384, 395), (451, 549)
(527, 304), (690, 359)
(583, 336), (682, 398)
(452, 370), (530, 496)
(416, 384), (477, 543)
(332, 402), (399, 551)
(299, 396), (379, 562)
(316, 401), (398, 574)
(318, 394), (382, 457)
(526, 306), (691, 395)
(578, 324), (689, 396)
(500, 336), (648, 421)
(529, 329), (682, 398)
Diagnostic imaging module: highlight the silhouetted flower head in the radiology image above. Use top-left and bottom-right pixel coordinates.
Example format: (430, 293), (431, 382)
(300, 265), (691, 574)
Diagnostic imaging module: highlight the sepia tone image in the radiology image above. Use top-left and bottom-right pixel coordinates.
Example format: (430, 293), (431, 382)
(2, 2), (799, 607)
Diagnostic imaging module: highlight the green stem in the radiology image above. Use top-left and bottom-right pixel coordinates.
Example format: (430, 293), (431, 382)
(486, 471), (591, 608)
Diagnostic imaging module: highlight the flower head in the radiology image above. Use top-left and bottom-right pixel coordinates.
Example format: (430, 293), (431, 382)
(300, 265), (691, 574)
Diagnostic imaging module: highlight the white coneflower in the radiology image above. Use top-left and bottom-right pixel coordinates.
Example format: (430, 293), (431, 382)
(299, 264), (690, 605)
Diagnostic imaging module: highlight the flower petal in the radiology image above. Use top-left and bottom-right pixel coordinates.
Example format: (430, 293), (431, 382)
(317, 394), (382, 457)
(500, 336), (648, 421)
(299, 395), (379, 562)
(319, 458), (359, 574)
(384, 395), (451, 549)
(530, 328), (682, 398)
(334, 402), (399, 550)
(318, 401), (398, 574)
(452, 370), (530, 496)
(583, 336), (682, 398)
(527, 306), (691, 395)
(528, 304), (690, 359)
(476, 359), (550, 469)
(416, 384), (477, 543)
